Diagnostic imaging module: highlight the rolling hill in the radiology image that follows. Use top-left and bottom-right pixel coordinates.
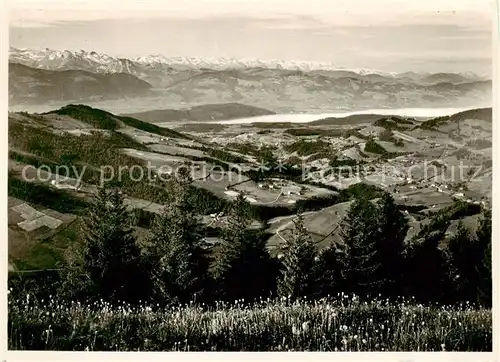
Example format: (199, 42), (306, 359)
(310, 114), (392, 126)
(419, 108), (492, 130)
(124, 103), (276, 123)
(44, 104), (190, 139)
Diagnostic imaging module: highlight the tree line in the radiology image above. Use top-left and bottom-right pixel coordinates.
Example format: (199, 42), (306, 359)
(13, 174), (492, 308)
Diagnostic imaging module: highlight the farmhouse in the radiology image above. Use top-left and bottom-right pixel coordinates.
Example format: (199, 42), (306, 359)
(282, 185), (301, 196)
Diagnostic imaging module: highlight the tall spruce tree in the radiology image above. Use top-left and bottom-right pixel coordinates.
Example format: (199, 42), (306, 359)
(340, 197), (382, 296)
(143, 172), (210, 304)
(312, 242), (347, 298)
(278, 214), (317, 300)
(212, 193), (276, 302)
(375, 193), (409, 296)
(82, 187), (144, 303)
(475, 209), (492, 307)
(58, 240), (92, 302)
(447, 221), (479, 303)
(404, 213), (452, 303)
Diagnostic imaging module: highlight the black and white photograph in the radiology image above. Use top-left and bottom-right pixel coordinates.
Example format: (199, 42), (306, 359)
(3, 0), (496, 354)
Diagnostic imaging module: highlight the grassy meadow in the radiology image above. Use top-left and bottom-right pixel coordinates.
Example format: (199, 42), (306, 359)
(8, 293), (491, 351)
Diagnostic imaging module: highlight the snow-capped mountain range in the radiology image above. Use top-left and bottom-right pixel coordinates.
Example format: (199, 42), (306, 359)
(9, 46), (492, 111)
(9, 46), (484, 80)
(10, 47), (138, 75)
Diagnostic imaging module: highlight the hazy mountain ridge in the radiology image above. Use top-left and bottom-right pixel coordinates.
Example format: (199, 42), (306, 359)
(9, 63), (153, 105)
(10, 47), (487, 83)
(9, 47), (492, 111)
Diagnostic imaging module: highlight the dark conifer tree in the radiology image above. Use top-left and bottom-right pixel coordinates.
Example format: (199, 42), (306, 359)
(404, 213), (451, 303)
(212, 193), (276, 302)
(375, 192), (409, 296)
(475, 209), (492, 307)
(143, 172), (210, 304)
(57, 240), (92, 302)
(340, 197), (382, 296)
(82, 187), (145, 303)
(447, 221), (481, 303)
(311, 242), (347, 299)
(278, 214), (317, 299)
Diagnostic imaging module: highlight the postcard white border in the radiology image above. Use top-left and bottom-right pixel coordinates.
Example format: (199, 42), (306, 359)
(0, 1), (498, 361)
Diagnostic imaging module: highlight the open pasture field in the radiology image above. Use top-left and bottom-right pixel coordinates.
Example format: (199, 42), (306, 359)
(8, 197), (76, 238)
(121, 148), (190, 167)
(192, 171), (250, 199)
(394, 187), (455, 209)
(146, 144), (208, 158)
(117, 127), (166, 144)
(232, 180), (334, 206)
(266, 201), (352, 249)
(8, 196), (79, 271)
(170, 122), (229, 133)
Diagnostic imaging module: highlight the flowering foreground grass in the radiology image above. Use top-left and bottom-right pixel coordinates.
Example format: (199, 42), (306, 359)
(8, 293), (491, 351)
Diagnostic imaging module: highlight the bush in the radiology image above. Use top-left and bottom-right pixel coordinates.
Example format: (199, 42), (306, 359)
(378, 129), (396, 142)
(393, 138), (404, 147)
(339, 182), (385, 201)
(329, 157), (361, 168)
(374, 117), (413, 131)
(295, 194), (339, 211)
(342, 129), (369, 140)
(364, 140), (388, 155)
(284, 140), (331, 157)
(284, 128), (343, 137)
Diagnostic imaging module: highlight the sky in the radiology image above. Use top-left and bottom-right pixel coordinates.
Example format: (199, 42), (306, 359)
(8, 0), (494, 74)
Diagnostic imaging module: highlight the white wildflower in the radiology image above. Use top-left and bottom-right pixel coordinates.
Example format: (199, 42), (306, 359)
(302, 321), (310, 333)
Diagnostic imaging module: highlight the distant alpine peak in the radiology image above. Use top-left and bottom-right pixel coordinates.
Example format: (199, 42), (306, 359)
(10, 46), (120, 63)
(8, 46), (485, 80)
(132, 53), (398, 75)
(9, 46), (398, 75)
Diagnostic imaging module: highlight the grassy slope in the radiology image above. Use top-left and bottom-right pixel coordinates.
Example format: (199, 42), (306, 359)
(8, 177), (90, 215)
(8, 111), (229, 216)
(8, 296), (492, 351)
(45, 104), (190, 139)
(7, 176), (89, 271)
(420, 108), (492, 130)
(364, 140), (389, 155)
(9, 218), (83, 271)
